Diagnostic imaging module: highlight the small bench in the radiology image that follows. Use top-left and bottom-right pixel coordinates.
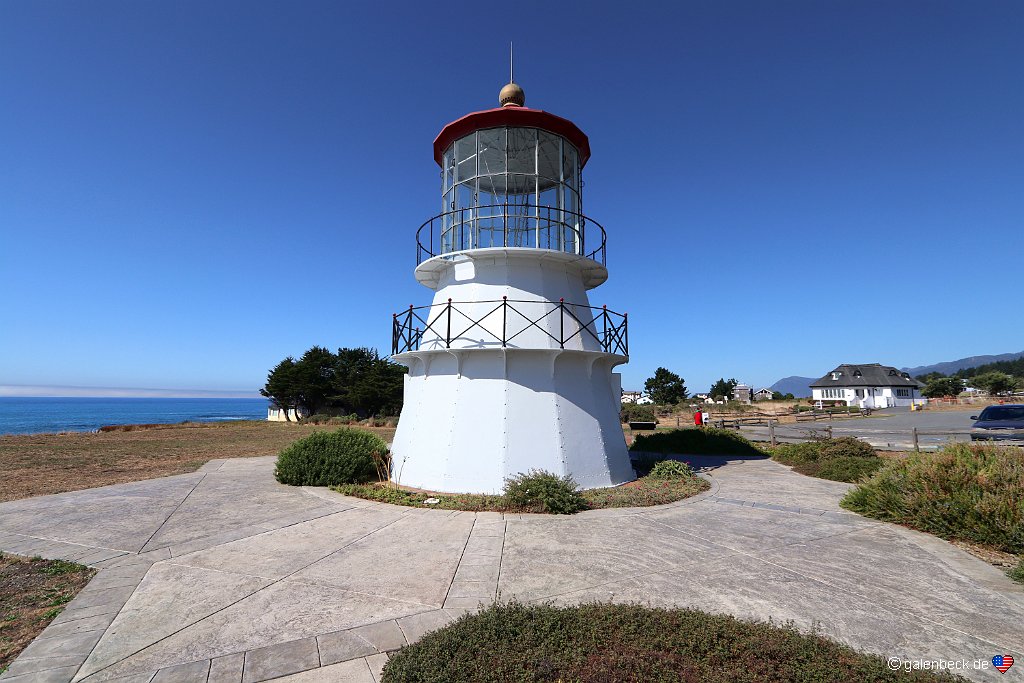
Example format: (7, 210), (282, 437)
(628, 421), (658, 431)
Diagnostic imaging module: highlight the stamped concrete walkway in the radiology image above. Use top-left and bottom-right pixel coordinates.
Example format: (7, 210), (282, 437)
(1, 455), (1021, 683)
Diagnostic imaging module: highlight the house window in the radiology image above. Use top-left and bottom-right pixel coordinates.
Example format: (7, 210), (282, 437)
(855, 389), (865, 398)
(895, 388), (911, 398)
(822, 388), (845, 399)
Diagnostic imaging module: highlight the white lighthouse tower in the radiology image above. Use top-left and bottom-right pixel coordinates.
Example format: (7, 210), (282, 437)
(389, 78), (633, 494)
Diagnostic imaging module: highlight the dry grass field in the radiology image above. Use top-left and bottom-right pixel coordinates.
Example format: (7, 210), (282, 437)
(0, 555), (96, 673)
(0, 421), (397, 503)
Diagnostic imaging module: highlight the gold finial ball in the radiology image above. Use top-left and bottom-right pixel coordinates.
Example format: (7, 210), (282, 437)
(499, 82), (525, 107)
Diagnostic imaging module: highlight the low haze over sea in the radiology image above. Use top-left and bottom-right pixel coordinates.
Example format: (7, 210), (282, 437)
(0, 397), (270, 435)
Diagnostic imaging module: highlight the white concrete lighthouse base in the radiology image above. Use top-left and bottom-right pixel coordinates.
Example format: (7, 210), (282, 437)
(390, 348), (634, 494)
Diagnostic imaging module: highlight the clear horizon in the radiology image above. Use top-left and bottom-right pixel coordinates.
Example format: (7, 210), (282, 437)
(2, 1), (1021, 395)
(0, 384), (263, 399)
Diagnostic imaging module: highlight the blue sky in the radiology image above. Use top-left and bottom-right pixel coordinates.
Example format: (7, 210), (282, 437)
(1, 0), (1021, 397)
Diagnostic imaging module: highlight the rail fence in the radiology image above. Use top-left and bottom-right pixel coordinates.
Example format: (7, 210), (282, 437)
(392, 298), (628, 356)
(415, 205), (608, 266)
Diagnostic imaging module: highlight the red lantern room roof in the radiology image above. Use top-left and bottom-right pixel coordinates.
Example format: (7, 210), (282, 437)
(433, 105), (591, 169)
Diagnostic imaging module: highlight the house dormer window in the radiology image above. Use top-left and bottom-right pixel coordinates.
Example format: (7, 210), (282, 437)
(831, 372), (841, 380)
(853, 370), (862, 378)
(888, 369), (898, 376)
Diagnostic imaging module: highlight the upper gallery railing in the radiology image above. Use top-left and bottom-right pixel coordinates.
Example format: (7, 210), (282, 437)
(392, 298), (628, 357)
(415, 205), (607, 266)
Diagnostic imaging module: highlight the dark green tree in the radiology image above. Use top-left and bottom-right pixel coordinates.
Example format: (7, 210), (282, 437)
(331, 347), (405, 416)
(260, 357), (301, 420)
(709, 378), (739, 401)
(295, 346), (337, 415)
(643, 368), (688, 405)
(956, 357), (1024, 379)
(922, 377), (965, 398)
(970, 371), (1019, 396)
(262, 347), (407, 419)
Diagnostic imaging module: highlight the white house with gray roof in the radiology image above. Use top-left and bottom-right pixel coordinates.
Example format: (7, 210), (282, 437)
(810, 364), (924, 409)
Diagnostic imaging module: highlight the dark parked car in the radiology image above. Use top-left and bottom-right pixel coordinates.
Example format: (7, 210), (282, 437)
(970, 404), (1024, 442)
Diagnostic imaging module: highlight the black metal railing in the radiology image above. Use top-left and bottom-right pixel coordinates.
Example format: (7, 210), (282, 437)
(392, 298), (628, 357)
(415, 205), (607, 266)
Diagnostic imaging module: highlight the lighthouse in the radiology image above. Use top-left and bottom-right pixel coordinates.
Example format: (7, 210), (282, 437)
(389, 78), (634, 494)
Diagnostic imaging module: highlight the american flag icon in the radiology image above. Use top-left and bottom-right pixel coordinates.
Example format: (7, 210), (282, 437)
(993, 655), (1014, 674)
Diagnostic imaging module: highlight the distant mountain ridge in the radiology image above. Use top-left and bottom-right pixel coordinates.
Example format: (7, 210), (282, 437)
(769, 376), (817, 397)
(766, 351), (1024, 397)
(901, 351), (1024, 378)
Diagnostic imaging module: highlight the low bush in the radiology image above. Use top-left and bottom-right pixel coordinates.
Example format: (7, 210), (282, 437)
(841, 443), (1024, 554)
(1009, 558), (1024, 585)
(503, 470), (586, 514)
(332, 483), (506, 511)
(274, 428), (386, 486)
(774, 437), (875, 465)
(381, 602), (961, 683)
(630, 428), (765, 457)
(647, 459), (694, 480)
(771, 437), (883, 483)
(334, 474), (708, 513)
(620, 403), (657, 423)
(801, 456), (885, 483)
(582, 475), (708, 508)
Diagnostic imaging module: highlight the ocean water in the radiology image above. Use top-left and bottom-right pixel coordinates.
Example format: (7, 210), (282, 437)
(0, 397), (270, 435)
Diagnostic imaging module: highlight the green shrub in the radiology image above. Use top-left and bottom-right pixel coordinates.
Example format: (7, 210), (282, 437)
(774, 437), (874, 465)
(503, 470), (586, 514)
(1007, 557), (1024, 585)
(771, 441), (824, 465)
(802, 456), (886, 483)
(620, 403), (657, 423)
(819, 436), (875, 459)
(647, 460), (694, 480)
(1009, 558), (1024, 584)
(773, 438), (881, 483)
(274, 428), (386, 486)
(841, 443), (1024, 554)
(630, 428), (764, 457)
(304, 413), (334, 424)
(381, 602), (961, 683)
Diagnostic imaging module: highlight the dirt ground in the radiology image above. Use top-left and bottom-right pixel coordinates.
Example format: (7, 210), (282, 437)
(0, 554), (96, 672)
(0, 421), (397, 503)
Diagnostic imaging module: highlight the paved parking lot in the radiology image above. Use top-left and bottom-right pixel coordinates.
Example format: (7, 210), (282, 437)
(740, 407), (981, 450)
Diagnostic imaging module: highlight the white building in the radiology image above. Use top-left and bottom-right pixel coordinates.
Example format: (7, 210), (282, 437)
(267, 405), (309, 422)
(388, 80), (634, 494)
(621, 391), (653, 405)
(810, 364), (925, 409)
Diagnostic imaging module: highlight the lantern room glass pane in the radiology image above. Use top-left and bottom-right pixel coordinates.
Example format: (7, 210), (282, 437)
(477, 129), (505, 176)
(507, 128), (536, 176)
(455, 135), (476, 184)
(562, 144), (578, 196)
(439, 128), (583, 257)
(443, 150), (454, 194)
(537, 132), (561, 189)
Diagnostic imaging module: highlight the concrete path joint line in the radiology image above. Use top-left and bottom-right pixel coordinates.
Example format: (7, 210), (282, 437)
(138, 472), (210, 554)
